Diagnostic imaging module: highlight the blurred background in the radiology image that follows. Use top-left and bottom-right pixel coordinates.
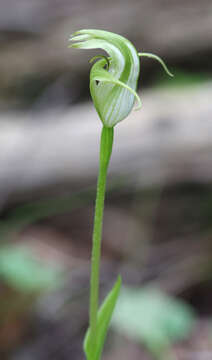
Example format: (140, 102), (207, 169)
(0, 0), (212, 359)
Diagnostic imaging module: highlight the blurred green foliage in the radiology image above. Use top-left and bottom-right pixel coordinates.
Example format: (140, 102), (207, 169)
(0, 245), (63, 293)
(155, 69), (210, 89)
(112, 286), (196, 359)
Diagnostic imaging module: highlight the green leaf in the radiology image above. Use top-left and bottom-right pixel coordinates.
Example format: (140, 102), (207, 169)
(84, 275), (121, 360)
(112, 286), (195, 357)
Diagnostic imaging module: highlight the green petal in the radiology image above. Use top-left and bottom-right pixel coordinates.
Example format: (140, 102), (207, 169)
(89, 55), (110, 69)
(91, 68), (141, 109)
(138, 52), (174, 77)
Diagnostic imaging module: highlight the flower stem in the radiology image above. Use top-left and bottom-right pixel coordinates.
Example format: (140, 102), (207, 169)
(89, 125), (114, 344)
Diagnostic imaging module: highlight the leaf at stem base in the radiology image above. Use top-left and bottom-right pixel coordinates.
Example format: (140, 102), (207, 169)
(84, 275), (122, 360)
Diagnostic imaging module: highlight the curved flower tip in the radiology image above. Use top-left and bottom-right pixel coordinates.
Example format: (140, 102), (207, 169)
(70, 29), (172, 128)
(138, 52), (174, 77)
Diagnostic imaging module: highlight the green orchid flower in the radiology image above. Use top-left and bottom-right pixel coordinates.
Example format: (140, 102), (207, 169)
(69, 29), (173, 128)
(69, 29), (173, 360)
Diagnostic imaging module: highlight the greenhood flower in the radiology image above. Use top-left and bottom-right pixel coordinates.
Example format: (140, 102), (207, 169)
(69, 29), (173, 360)
(69, 29), (173, 127)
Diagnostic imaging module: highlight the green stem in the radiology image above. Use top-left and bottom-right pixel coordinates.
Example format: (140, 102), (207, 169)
(89, 125), (114, 344)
